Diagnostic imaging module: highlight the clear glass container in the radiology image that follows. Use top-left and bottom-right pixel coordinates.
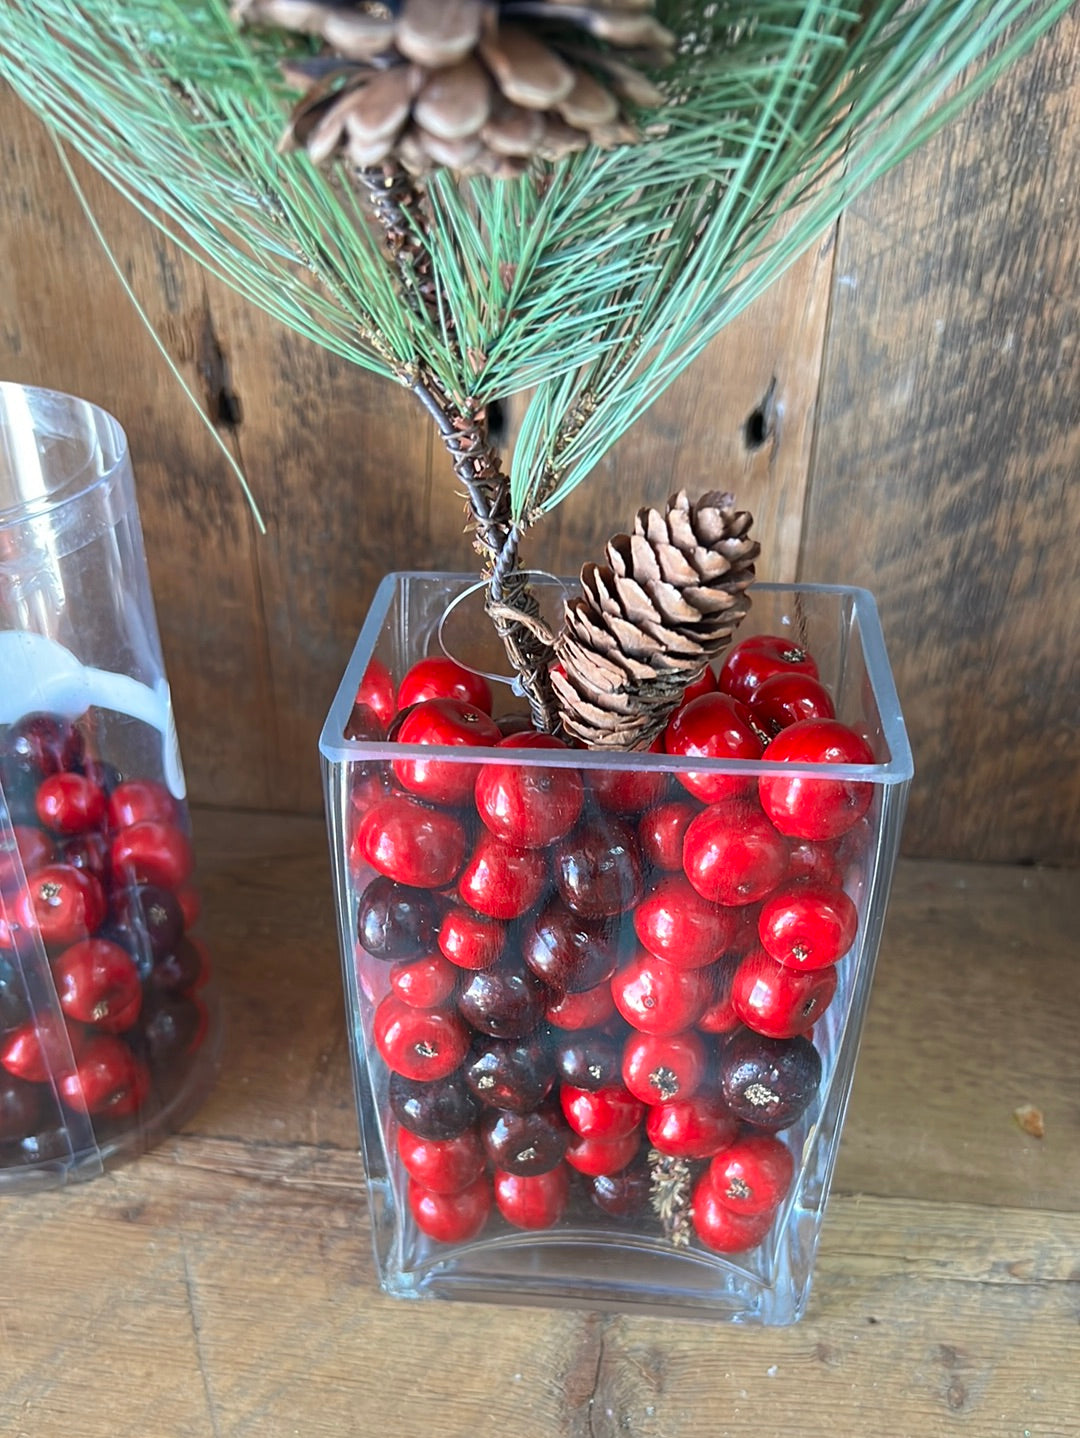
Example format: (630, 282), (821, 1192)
(0, 384), (219, 1191)
(320, 572), (912, 1323)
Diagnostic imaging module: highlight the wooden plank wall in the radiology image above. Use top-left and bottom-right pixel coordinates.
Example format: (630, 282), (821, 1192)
(1, 13), (1077, 863)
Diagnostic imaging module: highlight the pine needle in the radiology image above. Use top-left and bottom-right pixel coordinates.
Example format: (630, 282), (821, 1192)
(50, 130), (267, 533)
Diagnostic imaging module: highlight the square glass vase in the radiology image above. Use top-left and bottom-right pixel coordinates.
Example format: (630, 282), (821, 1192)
(320, 572), (912, 1324)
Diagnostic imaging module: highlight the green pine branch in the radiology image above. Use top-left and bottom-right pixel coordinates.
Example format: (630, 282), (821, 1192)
(0, 0), (1072, 529)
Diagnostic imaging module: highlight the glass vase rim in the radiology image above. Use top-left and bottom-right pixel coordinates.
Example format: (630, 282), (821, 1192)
(320, 573), (914, 785)
(0, 382), (128, 528)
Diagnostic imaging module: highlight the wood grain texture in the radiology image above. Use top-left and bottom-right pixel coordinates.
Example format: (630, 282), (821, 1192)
(800, 15), (1080, 863)
(1, 809), (1077, 1438)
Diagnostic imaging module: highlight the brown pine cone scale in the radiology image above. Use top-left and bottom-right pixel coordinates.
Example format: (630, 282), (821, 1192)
(552, 490), (759, 750)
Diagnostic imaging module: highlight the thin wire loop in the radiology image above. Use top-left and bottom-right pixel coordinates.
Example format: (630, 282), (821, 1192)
(437, 570), (568, 690)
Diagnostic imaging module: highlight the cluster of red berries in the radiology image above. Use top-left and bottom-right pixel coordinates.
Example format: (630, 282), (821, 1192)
(0, 712), (210, 1164)
(345, 636), (874, 1254)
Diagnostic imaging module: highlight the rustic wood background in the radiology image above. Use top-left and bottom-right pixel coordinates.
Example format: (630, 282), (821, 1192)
(1, 13), (1077, 863)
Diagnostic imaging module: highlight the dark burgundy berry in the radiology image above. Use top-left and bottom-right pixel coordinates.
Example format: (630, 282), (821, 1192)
(8, 1125), (70, 1165)
(0, 1072), (43, 1141)
(552, 814), (644, 919)
(457, 957), (549, 1040)
(58, 830), (111, 886)
(357, 875), (436, 960)
(720, 1030), (822, 1131)
(0, 956), (31, 1033)
(554, 1030), (623, 1091)
(0, 764), (37, 824)
(463, 1033), (554, 1112)
(149, 937), (205, 994)
(589, 1152), (651, 1218)
(481, 1098), (570, 1175)
(1, 713), (85, 783)
(388, 1069), (480, 1140)
(138, 992), (206, 1071)
(521, 899), (629, 994)
(83, 759), (124, 796)
(112, 884), (185, 961)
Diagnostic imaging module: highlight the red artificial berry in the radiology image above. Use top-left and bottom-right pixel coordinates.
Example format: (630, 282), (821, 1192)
(664, 693), (763, 804)
(0, 1011), (82, 1083)
(176, 884), (202, 930)
(611, 950), (711, 1035)
(709, 1134), (795, 1216)
(718, 634), (820, 707)
(681, 666), (718, 705)
(560, 1082), (645, 1140)
(397, 1126), (486, 1194)
(374, 994), (469, 1081)
(637, 800), (697, 873)
(564, 1127), (641, 1178)
(344, 700), (384, 745)
(457, 832), (548, 920)
(0, 826), (53, 893)
(110, 821), (193, 891)
(633, 874), (737, 969)
(587, 739), (667, 814)
(785, 839), (844, 889)
(682, 800), (789, 906)
(748, 671), (836, 735)
(475, 733), (584, 849)
(731, 948), (837, 1038)
(390, 953), (458, 1008)
(53, 938), (142, 1033)
(758, 720), (875, 841)
(409, 1174), (492, 1243)
(691, 1173), (776, 1253)
(15, 864), (107, 948)
(622, 1029), (707, 1105)
(696, 955), (743, 1036)
(58, 1035), (149, 1117)
(107, 779), (178, 830)
(392, 698), (501, 806)
(397, 656), (493, 715)
(759, 880), (858, 970)
(356, 657), (397, 730)
(646, 1091), (738, 1160)
(356, 794), (467, 888)
(494, 1164), (569, 1230)
(34, 772), (106, 836)
(545, 982), (616, 1031)
(438, 904), (506, 971)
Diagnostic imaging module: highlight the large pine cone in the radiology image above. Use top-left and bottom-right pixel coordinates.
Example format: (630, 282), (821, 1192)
(552, 490), (759, 750)
(233, 0), (674, 177)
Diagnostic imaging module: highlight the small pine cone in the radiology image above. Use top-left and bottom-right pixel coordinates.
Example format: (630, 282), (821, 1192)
(233, 0), (674, 177)
(552, 490), (759, 751)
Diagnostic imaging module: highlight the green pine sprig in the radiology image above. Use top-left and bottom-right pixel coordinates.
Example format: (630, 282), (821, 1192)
(1, 0), (1070, 531)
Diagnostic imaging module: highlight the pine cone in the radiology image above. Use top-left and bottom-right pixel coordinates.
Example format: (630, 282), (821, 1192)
(552, 490), (759, 750)
(233, 0), (674, 177)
